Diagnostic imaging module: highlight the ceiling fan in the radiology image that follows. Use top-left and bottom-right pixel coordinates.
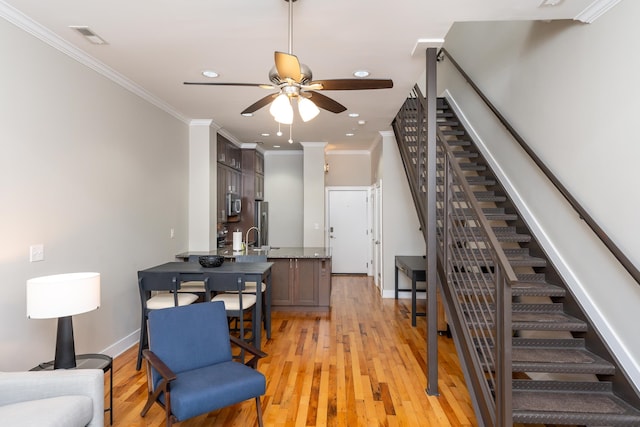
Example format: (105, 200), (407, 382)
(184, 0), (393, 124)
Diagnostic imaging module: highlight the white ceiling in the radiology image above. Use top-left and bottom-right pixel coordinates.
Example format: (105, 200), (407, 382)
(1, 0), (616, 151)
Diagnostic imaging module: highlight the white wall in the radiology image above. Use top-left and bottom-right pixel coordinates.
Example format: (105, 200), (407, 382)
(325, 151), (372, 186)
(439, 1), (640, 387)
(0, 17), (189, 370)
(376, 131), (425, 296)
(264, 151), (304, 247)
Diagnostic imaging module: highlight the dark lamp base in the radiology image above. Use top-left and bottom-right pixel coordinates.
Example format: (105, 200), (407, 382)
(54, 316), (77, 369)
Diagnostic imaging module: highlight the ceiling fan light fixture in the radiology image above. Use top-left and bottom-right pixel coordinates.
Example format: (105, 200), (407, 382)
(270, 93), (294, 124)
(298, 97), (320, 122)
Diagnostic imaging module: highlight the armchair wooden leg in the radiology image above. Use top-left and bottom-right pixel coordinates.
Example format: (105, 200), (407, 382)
(256, 396), (264, 427)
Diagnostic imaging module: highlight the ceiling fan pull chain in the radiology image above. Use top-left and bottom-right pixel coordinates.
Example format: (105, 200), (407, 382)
(289, 123), (293, 144)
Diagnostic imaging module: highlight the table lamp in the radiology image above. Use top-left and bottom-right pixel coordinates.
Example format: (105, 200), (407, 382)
(27, 272), (101, 369)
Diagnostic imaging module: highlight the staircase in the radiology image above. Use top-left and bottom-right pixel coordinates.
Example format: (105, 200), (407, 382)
(392, 90), (640, 426)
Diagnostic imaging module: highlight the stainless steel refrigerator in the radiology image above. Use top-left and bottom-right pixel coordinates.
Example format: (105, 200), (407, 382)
(255, 201), (268, 247)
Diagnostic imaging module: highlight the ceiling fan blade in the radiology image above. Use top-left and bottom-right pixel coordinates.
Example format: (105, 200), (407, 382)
(310, 79), (394, 91)
(184, 82), (274, 89)
(241, 94), (278, 115)
(275, 51), (302, 82)
(306, 91), (347, 114)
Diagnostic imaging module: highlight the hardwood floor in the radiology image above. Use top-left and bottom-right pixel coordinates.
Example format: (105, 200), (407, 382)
(107, 275), (477, 426)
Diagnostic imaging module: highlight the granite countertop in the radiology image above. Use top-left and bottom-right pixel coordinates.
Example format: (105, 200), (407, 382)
(176, 246), (331, 260)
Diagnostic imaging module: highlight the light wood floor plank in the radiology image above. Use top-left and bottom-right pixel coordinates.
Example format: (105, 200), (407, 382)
(106, 275), (477, 426)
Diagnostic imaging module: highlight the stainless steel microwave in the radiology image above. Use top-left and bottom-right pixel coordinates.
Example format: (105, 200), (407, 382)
(226, 193), (241, 216)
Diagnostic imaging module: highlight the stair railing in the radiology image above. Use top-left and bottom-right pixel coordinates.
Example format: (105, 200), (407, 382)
(393, 91), (429, 240)
(436, 121), (516, 426)
(438, 48), (640, 287)
(394, 82), (517, 425)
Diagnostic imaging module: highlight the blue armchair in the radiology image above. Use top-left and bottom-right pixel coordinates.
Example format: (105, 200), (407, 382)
(140, 301), (267, 427)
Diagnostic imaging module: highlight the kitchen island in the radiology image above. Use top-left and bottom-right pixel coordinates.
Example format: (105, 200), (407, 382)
(176, 247), (332, 311)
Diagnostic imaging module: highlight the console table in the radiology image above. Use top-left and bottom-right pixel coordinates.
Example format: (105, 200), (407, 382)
(395, 255), (427, 326)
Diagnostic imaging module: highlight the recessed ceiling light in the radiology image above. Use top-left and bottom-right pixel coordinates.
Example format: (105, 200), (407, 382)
(353, 70), (370, 78)
(346, 133), (355, 137)
(357, 120), (366, 125)
(274, 145), (281, 148)
(202, 70), (219, 78)
(348, 113), (360, 118)
(242, 112), (253, 117)
(261, 133), (270, 137)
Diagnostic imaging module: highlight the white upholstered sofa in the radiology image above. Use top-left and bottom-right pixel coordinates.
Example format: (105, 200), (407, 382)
(0, 369), (104, 427)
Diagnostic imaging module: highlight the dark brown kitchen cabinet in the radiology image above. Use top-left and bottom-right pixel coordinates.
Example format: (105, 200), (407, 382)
(270, 257), (331, 310)
(242, 149), (264, 201)
(217, 134), (242, 224)
(217, 135), (241, 170)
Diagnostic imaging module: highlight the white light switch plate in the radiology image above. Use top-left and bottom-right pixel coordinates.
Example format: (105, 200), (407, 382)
(29, 244), (44, 262)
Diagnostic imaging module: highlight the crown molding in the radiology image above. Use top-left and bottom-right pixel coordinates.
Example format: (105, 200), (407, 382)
(189, 119), (213, 126)
(326, 150), (371, 155)
(575, 0), (622, 23)
(299, 142), (328, 149)
(217, 128), (242, 146)
(0, 1), (190, 123)
(264, 150), (303, 156)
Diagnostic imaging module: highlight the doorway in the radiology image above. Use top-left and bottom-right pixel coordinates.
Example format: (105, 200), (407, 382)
(371, 181), (382, 289)
(326, 187), (369, 274)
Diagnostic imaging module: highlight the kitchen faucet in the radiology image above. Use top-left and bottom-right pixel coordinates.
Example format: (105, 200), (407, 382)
(245, 226), (260, 251)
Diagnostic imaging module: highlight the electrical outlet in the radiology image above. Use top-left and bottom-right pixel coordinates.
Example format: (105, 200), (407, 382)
(29, 244), (44, 262)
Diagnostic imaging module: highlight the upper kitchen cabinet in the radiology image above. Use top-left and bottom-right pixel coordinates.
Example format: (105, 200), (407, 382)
(242, 149), (264, 201)
(217, 134), (242, 171)
(217, 134), (242, 223)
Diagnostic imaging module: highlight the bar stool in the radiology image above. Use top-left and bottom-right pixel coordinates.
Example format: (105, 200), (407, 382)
(205, 273), (257, 360)
(234, 254), (268, 333)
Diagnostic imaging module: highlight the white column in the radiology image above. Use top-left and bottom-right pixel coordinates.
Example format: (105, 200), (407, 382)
(300, 141), (327, 247)
(188, 120), (219, 251)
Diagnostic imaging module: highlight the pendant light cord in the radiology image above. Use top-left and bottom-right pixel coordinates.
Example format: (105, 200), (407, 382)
(287, 0), (293, 54)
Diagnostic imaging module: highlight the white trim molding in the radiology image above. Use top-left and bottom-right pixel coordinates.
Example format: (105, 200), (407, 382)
(575, 0), (622, 23)
(0, 0), (189, 123)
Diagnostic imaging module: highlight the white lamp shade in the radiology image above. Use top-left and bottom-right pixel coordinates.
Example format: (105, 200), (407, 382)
(269, 93), (293, 124)
(27, 272), (100, 319)
(298, 97), (320, 122)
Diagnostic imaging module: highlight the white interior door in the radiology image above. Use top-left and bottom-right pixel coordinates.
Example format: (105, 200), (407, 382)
(372, 182), (382, 289)
(328, 188), (369, 274)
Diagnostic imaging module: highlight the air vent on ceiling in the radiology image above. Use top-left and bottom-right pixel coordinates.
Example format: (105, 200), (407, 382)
(69, 26), (108, 45)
